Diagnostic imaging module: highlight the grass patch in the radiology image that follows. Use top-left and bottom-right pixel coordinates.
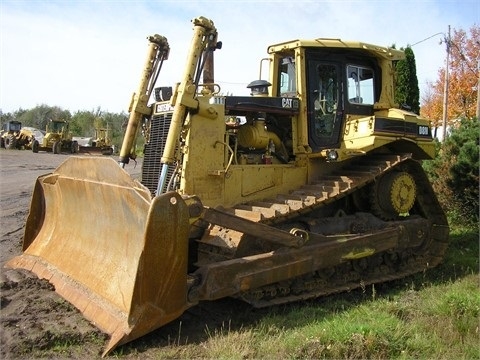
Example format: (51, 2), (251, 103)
(193, 273), (479, 359)
(105, 226), (479, 359)
(158, 226), (479, 359)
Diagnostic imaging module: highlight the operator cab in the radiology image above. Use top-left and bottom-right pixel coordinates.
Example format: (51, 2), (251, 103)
(3, 121), (22, 132)
(276, 46), (380, 152)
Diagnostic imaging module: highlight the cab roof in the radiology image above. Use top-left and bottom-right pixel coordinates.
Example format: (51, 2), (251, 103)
(267, 38), (405, 61)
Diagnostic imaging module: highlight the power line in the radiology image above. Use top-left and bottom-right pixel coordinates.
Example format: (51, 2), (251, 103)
(411, 32), (444, 47)
(412, 28), (451, 141)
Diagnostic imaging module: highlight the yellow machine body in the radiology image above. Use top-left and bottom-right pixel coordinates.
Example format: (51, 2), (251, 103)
(77, 127), (115, 155)
(0, 120), (36, 149)
(32, 119), (79, 154)
(7, 17), (448, 356)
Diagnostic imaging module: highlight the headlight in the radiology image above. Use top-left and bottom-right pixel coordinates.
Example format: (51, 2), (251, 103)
(326, 149), (338, 161)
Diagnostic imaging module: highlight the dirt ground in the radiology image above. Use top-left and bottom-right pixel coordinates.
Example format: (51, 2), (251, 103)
(0, 150), (141, 358)
(0, 150), (258, 359)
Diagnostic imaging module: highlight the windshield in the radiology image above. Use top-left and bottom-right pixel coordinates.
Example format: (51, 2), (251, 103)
(10, 123), (22, 131)
(47, 121), (66, 133)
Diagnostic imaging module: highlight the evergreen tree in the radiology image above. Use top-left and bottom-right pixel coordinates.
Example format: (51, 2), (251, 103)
(395, 47), (420, 114)
(423, 117), (479, 226)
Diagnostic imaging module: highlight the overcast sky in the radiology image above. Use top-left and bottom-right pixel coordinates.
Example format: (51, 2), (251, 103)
(0, 0), (478, 114)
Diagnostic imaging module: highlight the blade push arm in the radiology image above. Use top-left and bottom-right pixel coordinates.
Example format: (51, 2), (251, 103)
(119, 34), (170, 166)
(157, 16), (221, 195)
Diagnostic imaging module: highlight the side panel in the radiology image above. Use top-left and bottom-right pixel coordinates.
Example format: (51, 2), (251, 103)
(180, 107), (226, 207)
(224, 165), (307, 208)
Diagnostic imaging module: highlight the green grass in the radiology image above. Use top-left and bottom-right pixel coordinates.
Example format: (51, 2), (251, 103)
(106, 225), (479, 359)
(145, 271), (478, 359)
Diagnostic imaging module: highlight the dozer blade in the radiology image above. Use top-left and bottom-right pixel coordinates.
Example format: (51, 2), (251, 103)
(78, 146), (114, 156)
(6, 157), (192, 356)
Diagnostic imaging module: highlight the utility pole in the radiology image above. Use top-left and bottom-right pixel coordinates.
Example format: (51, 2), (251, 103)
(411, 30), (450, 139)
(477, 58), (480, 119)
(441, 25), (451, 141)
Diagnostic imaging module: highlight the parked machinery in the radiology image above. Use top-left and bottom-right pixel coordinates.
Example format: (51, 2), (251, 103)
(0, 121), (36, 150)
(32, 119), (79, 154)
(76, 127), (114, 155)
(7, 17), (448, 356)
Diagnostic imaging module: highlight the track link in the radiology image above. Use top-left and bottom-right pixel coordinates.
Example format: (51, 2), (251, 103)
(197, 153), (449, 306)
(228, 155), (406, 224)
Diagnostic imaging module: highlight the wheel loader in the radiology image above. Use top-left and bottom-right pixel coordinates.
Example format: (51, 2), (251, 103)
(6, 16), (449, 356)
(0, 120), (36, 149)
(31, 119), (79, 154)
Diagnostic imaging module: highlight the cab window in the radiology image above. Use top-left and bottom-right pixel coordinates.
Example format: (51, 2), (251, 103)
(279, 56), (296, 96)
(347, 65), (374, 105)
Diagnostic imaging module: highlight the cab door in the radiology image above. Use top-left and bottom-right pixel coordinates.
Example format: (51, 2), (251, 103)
(306, 59), (343, 151)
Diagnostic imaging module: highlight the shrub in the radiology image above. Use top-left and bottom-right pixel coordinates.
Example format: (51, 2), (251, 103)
(423, 117), (479, 226)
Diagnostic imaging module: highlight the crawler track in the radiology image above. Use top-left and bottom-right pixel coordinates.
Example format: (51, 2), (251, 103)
(197, 153), (449, 307)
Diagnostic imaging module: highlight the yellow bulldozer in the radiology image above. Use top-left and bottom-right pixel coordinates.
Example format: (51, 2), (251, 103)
(7, 17), (448, 356)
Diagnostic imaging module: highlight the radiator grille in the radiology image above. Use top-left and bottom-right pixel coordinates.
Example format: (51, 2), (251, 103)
(141, 112), (175, 196)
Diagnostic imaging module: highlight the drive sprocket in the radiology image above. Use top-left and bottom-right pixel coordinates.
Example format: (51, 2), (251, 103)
(371, 170), (416, 220)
